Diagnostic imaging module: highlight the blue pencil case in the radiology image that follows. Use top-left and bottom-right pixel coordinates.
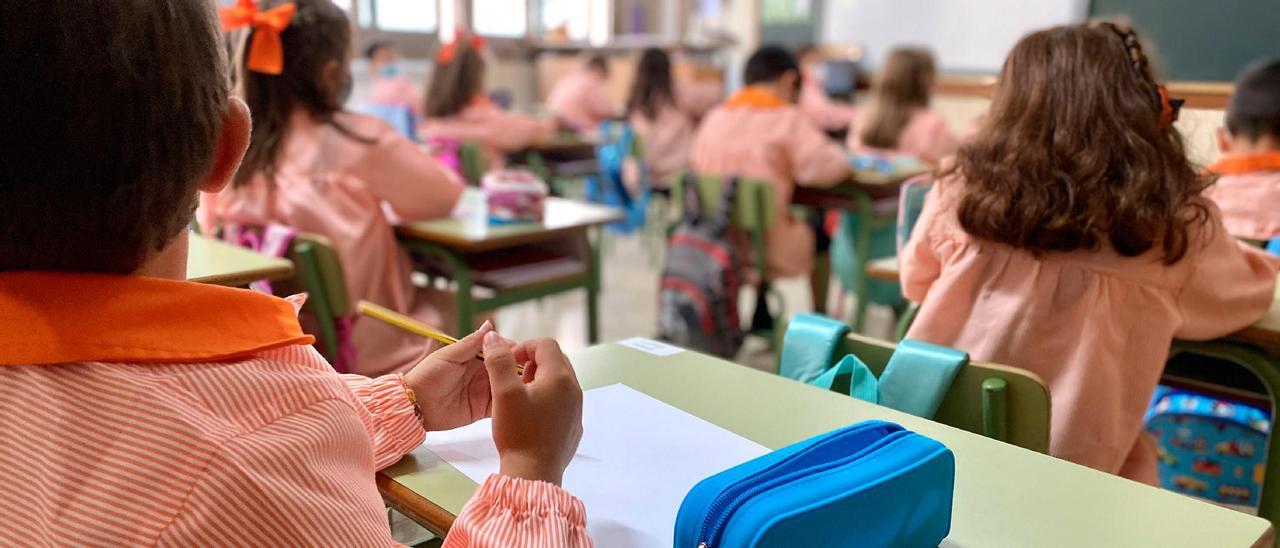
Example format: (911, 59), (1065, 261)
(674, 421), (954, 548)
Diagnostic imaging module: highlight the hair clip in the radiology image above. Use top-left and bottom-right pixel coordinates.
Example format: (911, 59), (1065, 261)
(437, 30), (488, 64)
(220, 0), (297, 75)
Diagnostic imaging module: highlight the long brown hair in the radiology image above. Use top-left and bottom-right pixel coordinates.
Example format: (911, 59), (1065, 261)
(626, 48), (676, 120)
(233, 0), (369, 187)
(859, 47), (936, 149)
(424, 41), (485, 119)
(950, 22), (1208, 264)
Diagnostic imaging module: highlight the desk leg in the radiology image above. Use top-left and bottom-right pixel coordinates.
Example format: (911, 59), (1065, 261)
(851, 204), (873, 334)
(405, 241), (475, 336)
(587, 228), (602, 344)
(1171, 340), (1280, 542)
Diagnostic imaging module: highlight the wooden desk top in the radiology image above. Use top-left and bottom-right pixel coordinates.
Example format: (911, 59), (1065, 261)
(1230, 280), (1280, 351)
(380, 342), (1274, 546)
(934, 75), (1233, 109)
(396, 197), (623, 253)
(186, 234), (294, 287)
(794, 164), (930, 209)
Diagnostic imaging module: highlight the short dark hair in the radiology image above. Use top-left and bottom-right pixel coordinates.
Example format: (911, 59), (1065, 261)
(365, 40), (395, 60)
(744, 45), (800, 86)
(1226, 59), (1280, 141)
(0, 0), (228, 273)
(587, 55), (609, 75)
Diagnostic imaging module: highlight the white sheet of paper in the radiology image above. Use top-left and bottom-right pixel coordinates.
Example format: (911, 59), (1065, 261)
(616, 337), (685, 357)
(425, 384), (770, 547)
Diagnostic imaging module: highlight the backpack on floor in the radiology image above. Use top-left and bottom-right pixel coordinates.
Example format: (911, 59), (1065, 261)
(657, 174), (744, 358)
(1145, 386), (1270, 508)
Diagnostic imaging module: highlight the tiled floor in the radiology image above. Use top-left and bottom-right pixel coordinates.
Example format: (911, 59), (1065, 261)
(494, 230), (898, 372)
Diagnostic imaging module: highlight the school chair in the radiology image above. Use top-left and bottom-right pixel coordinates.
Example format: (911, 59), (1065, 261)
(835, 332), (1051, 452)
(1166, 340), (1280, 537)
(274, 233), (354, 370)
(458, 141), (487, 186)
(671, 174), (782, 343)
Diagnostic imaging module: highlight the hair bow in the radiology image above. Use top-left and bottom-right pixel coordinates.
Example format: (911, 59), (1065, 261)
(437, 31), (487, 64)
(220, 0), (297, 75)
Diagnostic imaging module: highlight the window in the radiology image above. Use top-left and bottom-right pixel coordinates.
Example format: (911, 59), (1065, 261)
(472, 0), (527, 37)
(539, 0), (590, 41)
(372, 0), (439, 33)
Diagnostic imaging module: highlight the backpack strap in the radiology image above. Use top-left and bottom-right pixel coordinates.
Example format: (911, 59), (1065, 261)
(878, 339), (966, 419)
(709, 175), (738, 231)
(779, 312), (850, 382)
(679, 172), (706, 224)
(810, 354), (879, 404)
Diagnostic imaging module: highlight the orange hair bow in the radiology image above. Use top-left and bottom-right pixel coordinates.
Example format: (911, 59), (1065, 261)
(220, 0), (297, 75)
(437, 31), (487, 64)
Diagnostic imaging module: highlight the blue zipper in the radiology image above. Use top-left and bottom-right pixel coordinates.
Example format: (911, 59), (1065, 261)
(694, 425), (901, 547)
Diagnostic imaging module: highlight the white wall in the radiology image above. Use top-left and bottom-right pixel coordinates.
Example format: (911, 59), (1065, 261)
(821, 0), (1088, 72)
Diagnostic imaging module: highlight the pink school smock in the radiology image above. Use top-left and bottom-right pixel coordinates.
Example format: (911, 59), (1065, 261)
(900, 176), (1278, 483)
(1205, 152), (1280, 241)
(199, 109), (465, 378)
(629, 101), (695, 189)
(546, 70), (616, 133)
(847, 107), (959, 165)
(419, 97), (557, 172)
(799, 79), (856, 130)
(690, 87), (850, 278)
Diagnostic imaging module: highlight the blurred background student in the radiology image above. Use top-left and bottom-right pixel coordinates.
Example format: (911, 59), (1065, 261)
(627, 48), (697, 191)
(547, 55), (617, 133)
(365, 40), (424, 120)
(848, 47), (957, 165)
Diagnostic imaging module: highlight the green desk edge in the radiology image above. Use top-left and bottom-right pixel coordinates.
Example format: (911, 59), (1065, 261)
(383, 342), (1273, 548)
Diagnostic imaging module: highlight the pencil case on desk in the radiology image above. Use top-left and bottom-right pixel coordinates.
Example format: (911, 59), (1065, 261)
(674, 420), (954, 548)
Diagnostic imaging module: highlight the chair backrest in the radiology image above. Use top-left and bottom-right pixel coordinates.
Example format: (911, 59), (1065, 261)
(671, 173), (777, 232)
(837, 333), (1051, 453)
(458, 141), (488, 186)
(278, 233), (351, 364)
(897, 175), (933, 253)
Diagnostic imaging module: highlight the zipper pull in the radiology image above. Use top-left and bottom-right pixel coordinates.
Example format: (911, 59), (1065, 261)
(698, 543), (709, 548)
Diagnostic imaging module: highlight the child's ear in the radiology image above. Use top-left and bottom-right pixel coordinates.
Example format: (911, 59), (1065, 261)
(1217, 127), (1233, 155)
(199, 98), (251, 194)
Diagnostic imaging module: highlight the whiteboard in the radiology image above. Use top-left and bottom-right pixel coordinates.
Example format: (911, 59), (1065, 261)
(820, 0), (1089, 73)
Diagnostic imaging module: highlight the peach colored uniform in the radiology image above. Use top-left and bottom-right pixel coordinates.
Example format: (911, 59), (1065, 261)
(630, 102), (695, 189)
(547, 71), (616, 133)
(691, 87), (850, 278)
(370, 75), (424, 118)
(1205, 152), (1280, 241)
(420, 99), (557, 171)
(901, 177), (1278, 482)
(675, 80), (724, 119)
(200, 109), (464, 378)
(800, 80), (856, 130)
(847, 108), (959, 165)
(0, 273), (590, 547)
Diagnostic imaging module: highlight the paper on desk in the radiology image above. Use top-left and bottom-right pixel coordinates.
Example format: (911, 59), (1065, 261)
(425, 383), (770, 547)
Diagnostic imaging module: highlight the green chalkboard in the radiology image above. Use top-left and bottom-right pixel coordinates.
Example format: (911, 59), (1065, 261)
(1090, 0), (1280, 82)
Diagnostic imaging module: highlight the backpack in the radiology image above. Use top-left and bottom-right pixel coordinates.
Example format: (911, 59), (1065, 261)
(586, 120), (650, 234)
(657, 175), (745, 358)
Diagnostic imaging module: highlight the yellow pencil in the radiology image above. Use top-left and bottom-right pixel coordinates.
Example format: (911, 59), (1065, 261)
(356, 301), (524, 374)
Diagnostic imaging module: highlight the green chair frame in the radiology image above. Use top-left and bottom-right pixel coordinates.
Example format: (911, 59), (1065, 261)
(458, 141), (487, 186)
(671, 174), (783, 342)
(282, 234), (351, 365)
(1168, 340), (1280, 540)
(832, 188), (900, 333)
(836, 333), (1052, 453)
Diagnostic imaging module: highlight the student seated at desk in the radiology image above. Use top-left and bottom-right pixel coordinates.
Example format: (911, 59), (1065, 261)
(419, 38), (557, 171)
(0, 2), (590, 546)
(200, 0), (464, 377)
(1205, 59), (1280, 241)
(796, 44), (856, 131)
(899, 22), (1278, 484)
(366, 40), (425, 120)
(626, 48), (697, 190)
(692, 46), (850, 301)
(847, 47), (958, 165)
(547, 55), (617, 133)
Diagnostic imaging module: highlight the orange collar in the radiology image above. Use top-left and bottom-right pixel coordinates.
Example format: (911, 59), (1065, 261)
(0, 272), (314, 366)
(1207, 152), (1280, 176)
(724, 86), (789, 109)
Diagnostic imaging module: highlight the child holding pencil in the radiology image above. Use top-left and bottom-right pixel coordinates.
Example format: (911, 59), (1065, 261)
(0, 1), (590, 545)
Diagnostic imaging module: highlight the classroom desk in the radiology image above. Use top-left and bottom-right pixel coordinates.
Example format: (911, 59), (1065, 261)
(516, 133), (601, 183)
(378, 342), (1275, 547)
(396, 197), (622, 340)
(185, 234), (293, 287)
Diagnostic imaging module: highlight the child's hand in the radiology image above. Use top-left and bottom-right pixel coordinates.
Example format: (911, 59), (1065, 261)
(484, 334), (584, 486)
(404, 321), (509, 432)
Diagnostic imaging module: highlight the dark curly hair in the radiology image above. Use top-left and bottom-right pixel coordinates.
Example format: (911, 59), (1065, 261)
(950, 22), (1209, 265)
